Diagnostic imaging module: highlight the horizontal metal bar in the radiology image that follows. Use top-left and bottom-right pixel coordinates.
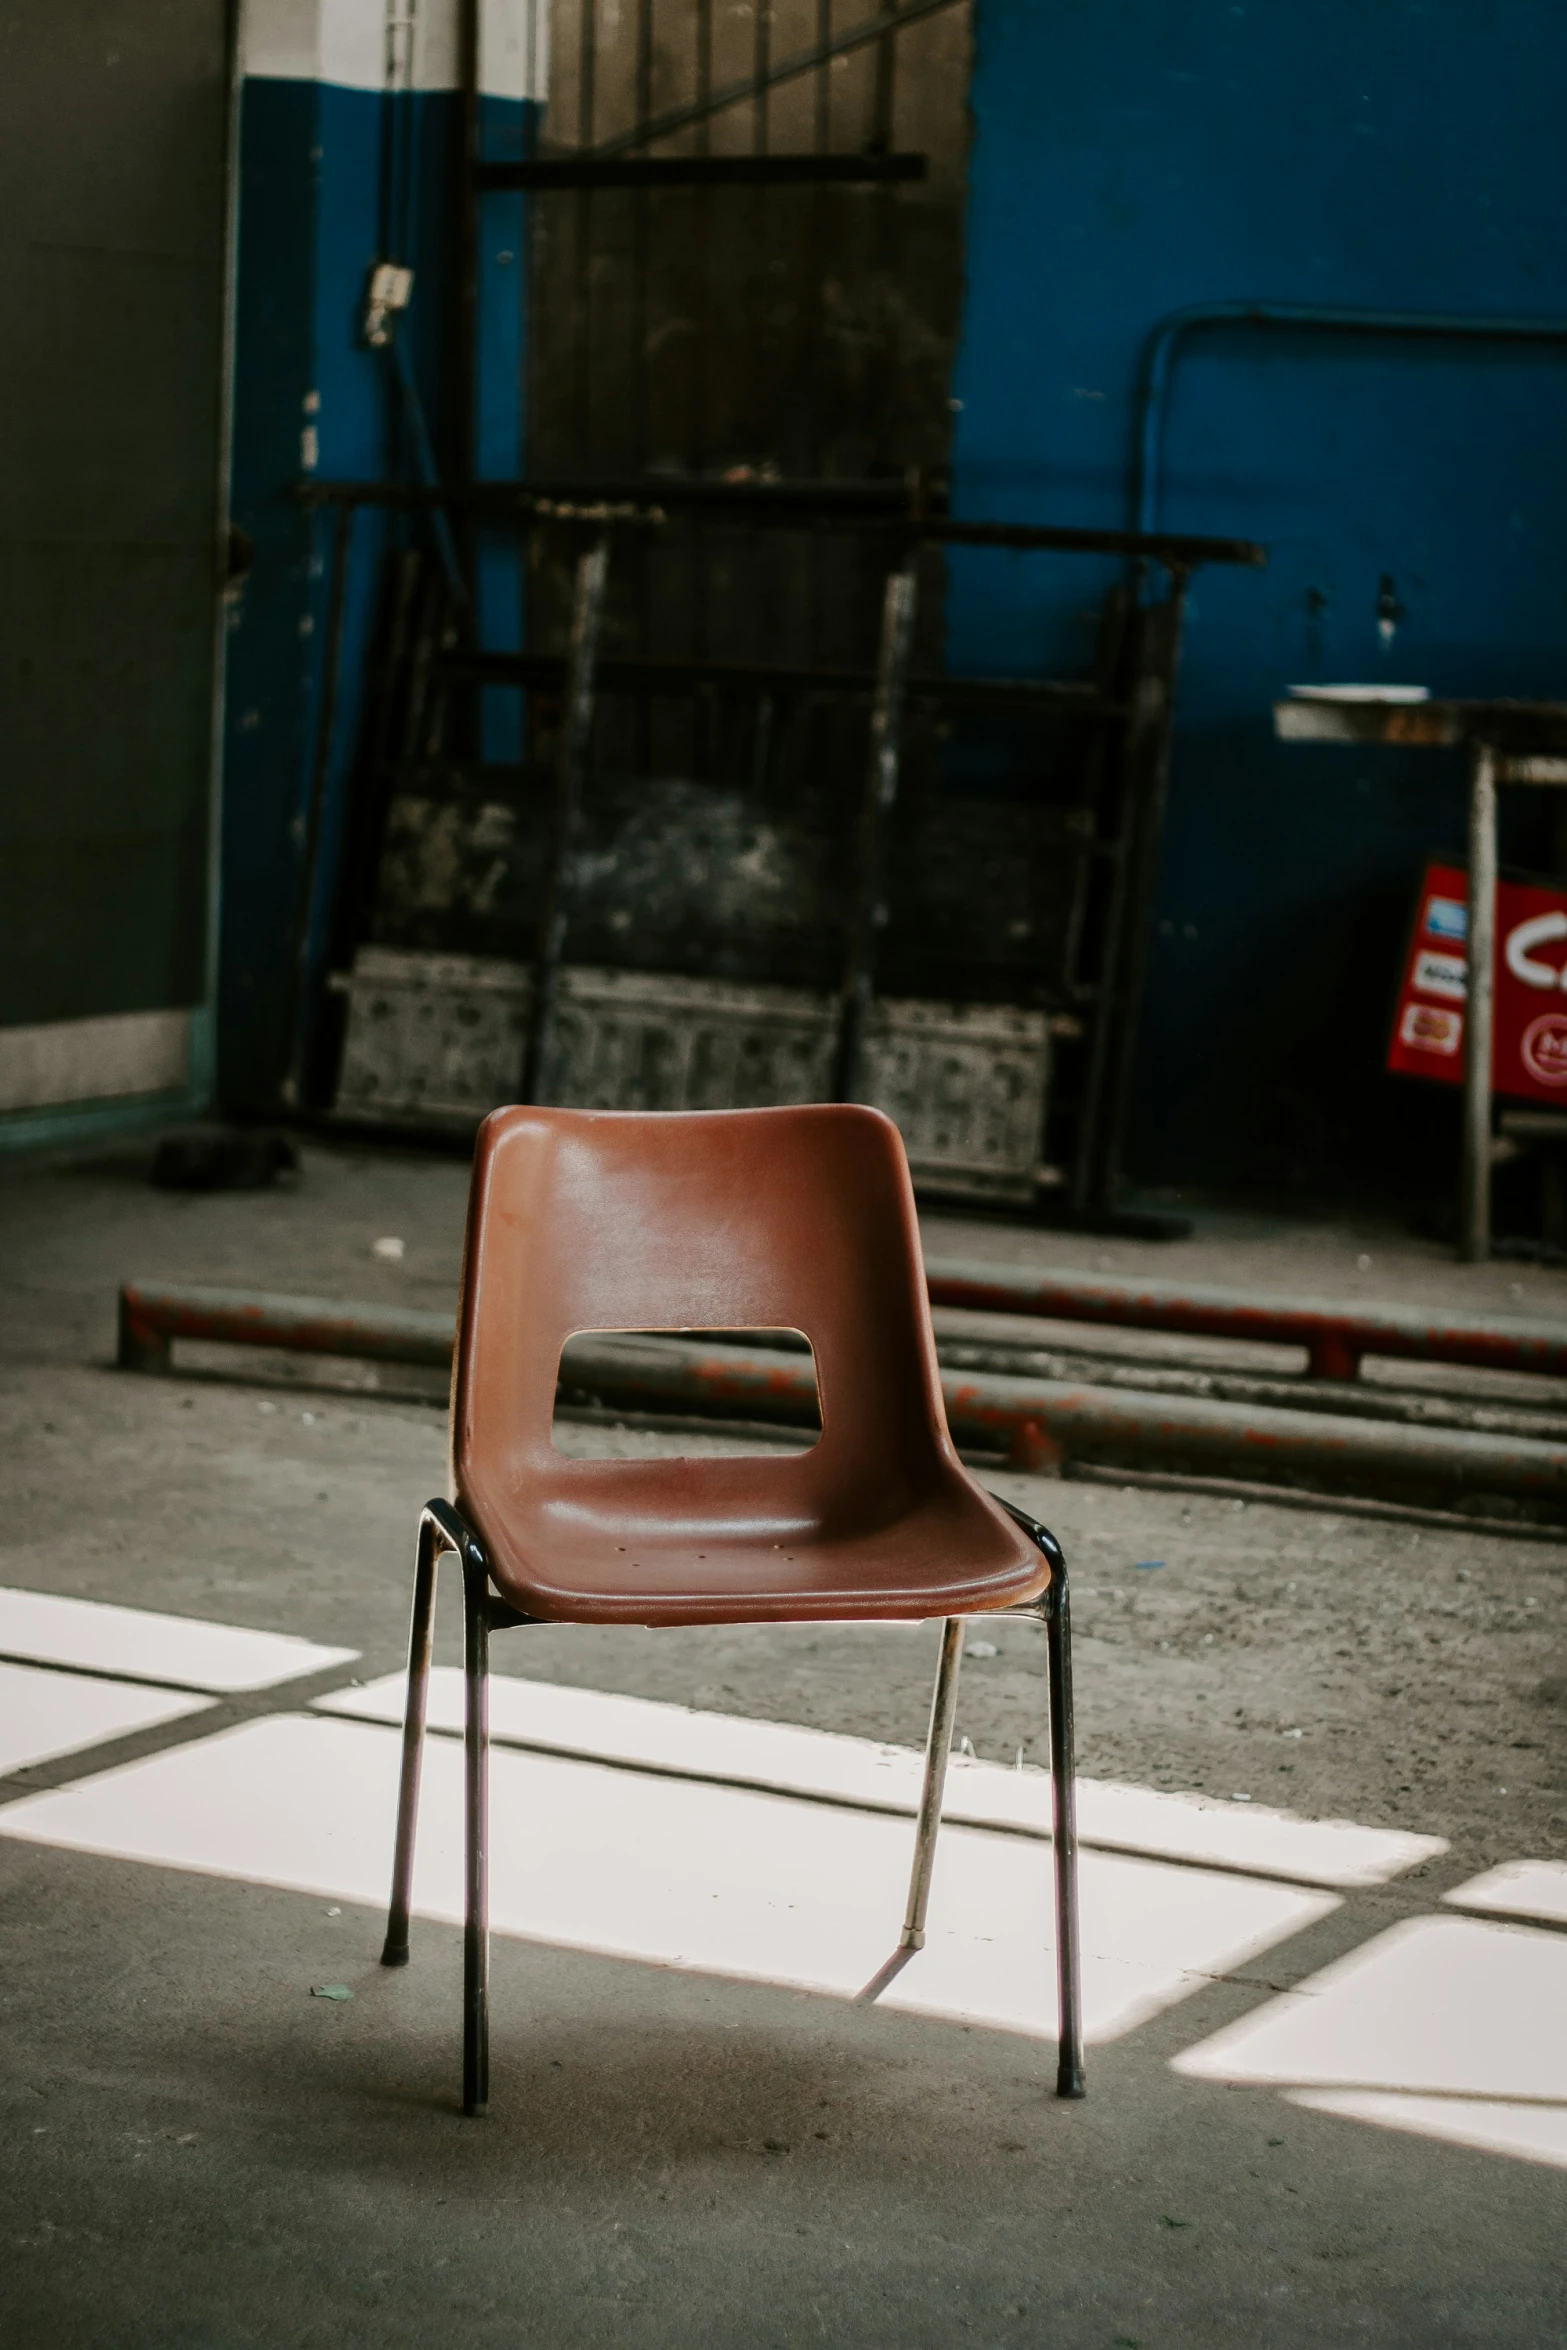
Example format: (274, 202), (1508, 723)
(441, 647), (1115, 713)
(934, 1336), (1567, 1444)
(672, 1318), (1567, 1440)
(124, 1265), (1567, 1388)
(291, 476), (1262, 565)
(118, 1283), (455, 1373)
(1276, 696), (1567, 754)
(946, 1365), (1567, 1510)
(117, 1283), (1567, 1510)
(319, 476), (935, 520)
(921, 1255), (1567, 1382)
(1063, 1458), (1567, 1545)
(476, 153), (927, 189)
(515, 1333), (1567, 1510)
(1136, 301), (1567, 542)
(917, 518), (1263, 567)
(295, 478), (915, 523)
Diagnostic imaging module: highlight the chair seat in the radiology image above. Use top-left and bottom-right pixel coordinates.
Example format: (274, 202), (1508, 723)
(461, 1457), (1049, 1627)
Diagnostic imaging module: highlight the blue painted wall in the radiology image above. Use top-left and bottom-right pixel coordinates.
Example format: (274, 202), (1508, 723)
(220, 71), (531, 1113)
(951, 1), (1567, 1198)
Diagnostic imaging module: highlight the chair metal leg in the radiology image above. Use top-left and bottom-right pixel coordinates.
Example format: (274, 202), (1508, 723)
(461, 1543), (491, 2119)
(1044, 1556), (1085, 2099)
(900, 1617), (966, 1950)
(380, 1509), (442, 1968)
(379, 1497), (500, 2117)
(993, 1494), (1086, 2098)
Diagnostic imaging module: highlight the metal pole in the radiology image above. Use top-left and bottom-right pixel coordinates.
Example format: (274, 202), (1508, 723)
(521, 536), (610, 1103)
(1071, 568), (1186, 1215)
(571, 0), (597, 468)
(1102, 566), (1189, 1206)
(871, 0), (898, 151)
(753, 0), (771, 153)
(833, 558), (918, 1102)
(280, 498), (355, 1109)
(453, 0), (481, 764)
(455, 0), (480, 499)
(1462, 741), (1498, 1263)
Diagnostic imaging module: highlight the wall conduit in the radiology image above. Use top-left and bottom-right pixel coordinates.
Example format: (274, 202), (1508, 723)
(1133, 301), (1567, 543)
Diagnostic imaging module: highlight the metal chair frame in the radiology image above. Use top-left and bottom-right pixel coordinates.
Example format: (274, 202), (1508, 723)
(379, 1491), (1084, 2114)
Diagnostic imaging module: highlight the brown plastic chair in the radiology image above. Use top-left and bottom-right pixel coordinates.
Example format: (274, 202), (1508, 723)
(379, 1102), (1083, 2109)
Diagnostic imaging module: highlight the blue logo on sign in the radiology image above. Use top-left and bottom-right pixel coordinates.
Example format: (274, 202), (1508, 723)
(1426, 896), (1468, 941)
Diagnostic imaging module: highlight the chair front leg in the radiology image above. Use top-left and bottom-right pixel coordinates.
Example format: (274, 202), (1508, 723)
(380, 1505), (444, 1967)
(900, 1617), (966, 1950)
(1043, 1552), (1085, 2099)
(461, 1539), (492, 2119)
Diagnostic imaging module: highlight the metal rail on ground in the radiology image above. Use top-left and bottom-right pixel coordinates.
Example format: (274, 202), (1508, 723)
(921, 1258), (1567, 1382)
(121, 1268), (1567, 1387)
(117, 1278), (1567, 1518)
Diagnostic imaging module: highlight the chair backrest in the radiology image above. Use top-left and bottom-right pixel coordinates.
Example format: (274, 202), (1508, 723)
(450, 1103), (963, 1577)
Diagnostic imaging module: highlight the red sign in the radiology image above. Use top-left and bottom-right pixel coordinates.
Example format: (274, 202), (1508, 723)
(1388, 861), (1567, 1103)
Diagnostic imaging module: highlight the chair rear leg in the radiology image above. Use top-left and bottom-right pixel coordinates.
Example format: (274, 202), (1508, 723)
(900, 1618), (966, 1951)
(380, 1509), (442, 1967)
(461, 1547), (491, 2119)
(1045, 1564), (1085, 2099)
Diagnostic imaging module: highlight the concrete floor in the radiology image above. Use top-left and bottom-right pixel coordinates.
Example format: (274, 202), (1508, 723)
(1, 1134), (1564, 2347)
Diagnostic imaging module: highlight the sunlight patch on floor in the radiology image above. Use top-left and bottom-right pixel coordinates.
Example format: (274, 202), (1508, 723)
(0, 1579), (1556, 2176)
(0, 1709), (1334, 2045)
(320, 1668), (1442, 1889)
(1443, 1859), (1567, 1927)
(0, 1658), (211, 1775)
(1172, 1914), (1567, 2171)
(0, 1584), (357, 1693)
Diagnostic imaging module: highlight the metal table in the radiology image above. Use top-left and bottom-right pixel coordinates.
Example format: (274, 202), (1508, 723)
(1274, 690), (1567, 1261)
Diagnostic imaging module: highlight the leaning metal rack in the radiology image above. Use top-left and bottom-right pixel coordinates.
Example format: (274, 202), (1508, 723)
(287, 0), (1263, 1213)
(296, 476), (1260, 1210)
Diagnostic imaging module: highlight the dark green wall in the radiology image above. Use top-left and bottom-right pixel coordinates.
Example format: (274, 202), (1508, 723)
(0, 1), (231, 1031)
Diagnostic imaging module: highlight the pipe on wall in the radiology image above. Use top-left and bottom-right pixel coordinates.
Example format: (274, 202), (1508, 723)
(1132, 301), (1567, 543)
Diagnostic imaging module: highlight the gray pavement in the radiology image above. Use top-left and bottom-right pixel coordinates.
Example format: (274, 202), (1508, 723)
(0, 1134), (1563, 2347)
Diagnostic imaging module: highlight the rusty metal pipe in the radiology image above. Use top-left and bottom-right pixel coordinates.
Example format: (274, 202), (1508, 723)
(118, 1282), (1567, 1512)
(922, 1258), (1567, 1384)
(554, 1334), (1567, 1512)
(119, 1270), (1567, 1389)
(940, 1369), (1567, 1511)
(116, 1282), (455, 1375)
(933, 1339), (1567, 1444)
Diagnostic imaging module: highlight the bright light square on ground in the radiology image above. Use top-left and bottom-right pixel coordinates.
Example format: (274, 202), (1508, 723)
(0, 1657), (212, 1775)
(1172, 1913), (1567, 2170)
(0, 1708), (1335, 2044)
(321, 1667), (1443, 1888)
(0, 1583), (358, 1693)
